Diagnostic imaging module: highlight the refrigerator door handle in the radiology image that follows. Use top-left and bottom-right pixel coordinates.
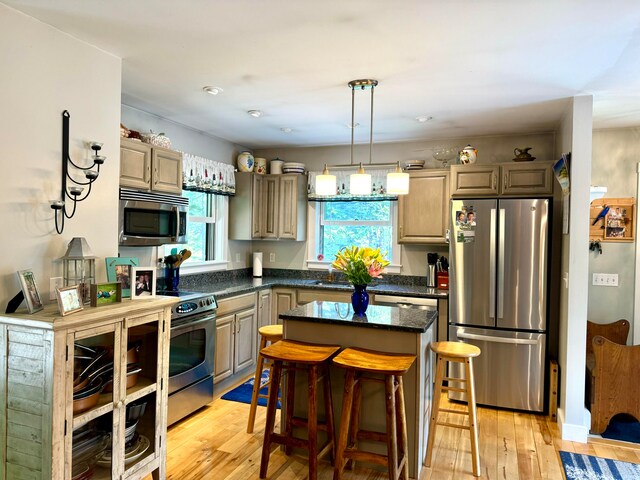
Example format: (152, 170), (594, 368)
(497, 208), (506, 319)
(489, 208), (497, 320)
(457, 331), (540, 346)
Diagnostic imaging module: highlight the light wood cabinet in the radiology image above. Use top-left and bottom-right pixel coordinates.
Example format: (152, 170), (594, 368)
(214, 294), (257, 385)
(450, 161), (554, 197)
(0, 298), (175, 480)
(296, 289), (351, 305)
(271, 288), (297, 324)
(229, 173), (307, 240)
(120, 138), (183, 195)
(398, 170), (450, 244)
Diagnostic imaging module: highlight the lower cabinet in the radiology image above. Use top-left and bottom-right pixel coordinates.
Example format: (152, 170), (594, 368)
(296, 288), (351, 305)
(271, 288), (297, 324)
(214, 294), (257, 385)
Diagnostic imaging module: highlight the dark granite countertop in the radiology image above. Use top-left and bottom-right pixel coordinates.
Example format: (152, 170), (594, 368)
(186, 276), (448, 301)
(280, 301), (438, 333)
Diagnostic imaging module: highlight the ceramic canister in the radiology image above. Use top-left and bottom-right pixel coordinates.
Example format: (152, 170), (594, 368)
(254, 157), (267, 175)
(270, 158), (284, 174)
(237, 151), (254, 172)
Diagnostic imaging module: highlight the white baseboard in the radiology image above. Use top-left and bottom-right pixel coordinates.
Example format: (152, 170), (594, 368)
(557, 407), (590, 443)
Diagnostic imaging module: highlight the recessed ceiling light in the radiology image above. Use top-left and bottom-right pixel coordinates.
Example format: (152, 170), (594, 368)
(248, 110), (263, 118)
(202, 86), (223, 95)
(281, 127), (292, 133)
(347, 123), (360, 129)
(416, 116), (433, 123)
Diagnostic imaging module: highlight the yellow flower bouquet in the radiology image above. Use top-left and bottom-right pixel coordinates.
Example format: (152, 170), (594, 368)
(331, 246), (390, 286)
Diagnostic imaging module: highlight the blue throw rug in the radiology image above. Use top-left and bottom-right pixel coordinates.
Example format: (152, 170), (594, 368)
(560, 451), (640, 479)
(221, 369), (280, 408)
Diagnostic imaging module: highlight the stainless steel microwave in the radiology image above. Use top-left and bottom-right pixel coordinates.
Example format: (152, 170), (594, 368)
(119, 189), (189, 246)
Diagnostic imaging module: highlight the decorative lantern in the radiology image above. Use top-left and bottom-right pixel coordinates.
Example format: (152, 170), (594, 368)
(60, 238), (96, 304)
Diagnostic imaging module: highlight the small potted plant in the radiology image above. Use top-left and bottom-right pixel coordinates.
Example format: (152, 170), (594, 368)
(331, 246), (390, 315)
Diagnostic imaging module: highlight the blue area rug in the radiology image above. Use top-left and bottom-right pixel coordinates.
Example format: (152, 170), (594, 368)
(602, 417), (640, 444)
(560, 451), (640, 479)
(221, 369), (280, 408)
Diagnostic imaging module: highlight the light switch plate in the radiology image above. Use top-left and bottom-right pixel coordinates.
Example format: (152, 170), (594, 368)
(592, 273), (618, 286)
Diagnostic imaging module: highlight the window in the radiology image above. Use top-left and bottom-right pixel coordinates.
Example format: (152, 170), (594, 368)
(311, 200), (399, 270)
(165, 191), (228, 269)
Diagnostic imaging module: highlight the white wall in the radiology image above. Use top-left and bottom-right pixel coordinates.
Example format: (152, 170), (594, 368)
(556, 95), (593, 442)
(120, 105), (253, 269)
(589, 127), (640, 327)
(253, 132), (555, 274)
(0, 4), (121, 306)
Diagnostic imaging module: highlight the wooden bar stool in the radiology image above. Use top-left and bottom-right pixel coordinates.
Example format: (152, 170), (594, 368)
(247, 324), (284, 433)
(332, 347), (416, 480)
(259, 339), (341, 480)
(425, 341), (481, 477)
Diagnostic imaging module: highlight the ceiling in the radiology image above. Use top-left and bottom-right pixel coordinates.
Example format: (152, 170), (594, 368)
(6, 0), (640, 148)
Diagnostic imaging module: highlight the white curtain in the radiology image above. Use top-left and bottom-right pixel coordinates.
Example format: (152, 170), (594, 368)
(181, 152), (236, 195)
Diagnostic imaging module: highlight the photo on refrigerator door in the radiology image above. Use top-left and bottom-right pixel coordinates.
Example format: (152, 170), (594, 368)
(455, 207), (476, 243)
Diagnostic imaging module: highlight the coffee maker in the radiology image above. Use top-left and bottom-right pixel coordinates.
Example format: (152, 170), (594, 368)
(426, 253), (438, 288)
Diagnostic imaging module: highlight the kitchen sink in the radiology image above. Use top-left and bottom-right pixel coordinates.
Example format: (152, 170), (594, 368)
(310, 280), (352, 286)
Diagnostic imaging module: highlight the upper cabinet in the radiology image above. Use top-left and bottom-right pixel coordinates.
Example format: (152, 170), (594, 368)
(229, 172), (307, 241)
(398, 169), (450, 244)
(120, 138), (183, 195)
(450, 161), (554, 197)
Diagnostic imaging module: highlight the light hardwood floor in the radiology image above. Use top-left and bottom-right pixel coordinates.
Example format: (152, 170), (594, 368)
(155, 389), (640, 480)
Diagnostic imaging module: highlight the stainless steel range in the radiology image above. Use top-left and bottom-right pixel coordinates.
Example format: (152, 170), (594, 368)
(161, 290), (217, 426)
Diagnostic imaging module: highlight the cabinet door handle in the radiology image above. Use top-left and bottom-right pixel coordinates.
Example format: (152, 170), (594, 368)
(492, 173), (497, 190)
(503, 174), (507, 191)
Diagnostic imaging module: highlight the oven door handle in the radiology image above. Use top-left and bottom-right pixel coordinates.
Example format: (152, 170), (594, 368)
(171, 315), (216, 331)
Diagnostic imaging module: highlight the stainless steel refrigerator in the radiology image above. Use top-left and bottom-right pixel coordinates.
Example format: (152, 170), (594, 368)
(448, 198), (548, 412)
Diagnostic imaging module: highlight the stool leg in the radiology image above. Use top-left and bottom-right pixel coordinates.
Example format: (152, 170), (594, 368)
(425, 354), (446, 467)
(260, 361), (283, 479)
(385, 374), (398, 480)
(284, 364), (296, 455)
(396, 375), (409, 480)
(334, 369), (356, 480)
(465, 357), (481, 477)
(247, 335), (268, 433)
(346, 373), (362, 471)
(322, 364), (336, 465)
(308, 364), (319, 480)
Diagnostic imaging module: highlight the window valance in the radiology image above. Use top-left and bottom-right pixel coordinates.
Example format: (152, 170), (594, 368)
(182, 152), (236, 196)
(307, 167), (398, 202)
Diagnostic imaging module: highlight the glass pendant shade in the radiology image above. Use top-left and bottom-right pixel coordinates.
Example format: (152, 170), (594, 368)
(349, 164), (372, 195)
(386, 163), (410, 195)
(315, 164), (337, 195)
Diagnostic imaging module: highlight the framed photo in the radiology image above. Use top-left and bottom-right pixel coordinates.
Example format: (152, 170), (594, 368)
(131, 267), (157, 299)
(56, 285), (84, 316)
(16, 270), (44, 314)
(90, 282), (123, 307)
(105, 257), (139, 298)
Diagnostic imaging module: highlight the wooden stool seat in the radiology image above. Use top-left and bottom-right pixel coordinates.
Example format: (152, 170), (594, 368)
(333, 347), (416, 480)
(426, 341), (481, 477)
(247, 325), (283, 434)
(332, 347), (415, 375)
(260, 340), (341, 480)
(260, 339), (340, 364)
(430, 341), (480, 358)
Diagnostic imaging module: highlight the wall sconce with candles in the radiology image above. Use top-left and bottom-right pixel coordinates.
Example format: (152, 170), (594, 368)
(313, 79), (409, 198)
(50, 110), (106, 234)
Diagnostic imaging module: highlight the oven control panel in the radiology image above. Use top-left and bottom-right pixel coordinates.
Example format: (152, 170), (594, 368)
(170, 293), (218, 320)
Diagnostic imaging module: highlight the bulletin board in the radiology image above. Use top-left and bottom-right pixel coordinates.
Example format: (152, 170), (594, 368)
(589, 197), (635, 242)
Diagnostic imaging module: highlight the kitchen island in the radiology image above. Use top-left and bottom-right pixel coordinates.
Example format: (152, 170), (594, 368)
(280, 301), (437, 479)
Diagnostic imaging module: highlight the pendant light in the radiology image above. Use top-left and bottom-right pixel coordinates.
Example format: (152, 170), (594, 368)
(315, 163), (337, 195)
(386, 161), (410, 195)
(348, 79), (376, 196)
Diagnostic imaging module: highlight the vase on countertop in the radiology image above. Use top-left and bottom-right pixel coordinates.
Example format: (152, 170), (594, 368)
(351, 284), (369, 316)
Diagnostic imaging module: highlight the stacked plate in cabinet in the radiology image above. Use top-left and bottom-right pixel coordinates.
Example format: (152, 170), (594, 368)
(282, 162), (306, 174)
(403, 160), (425, 171)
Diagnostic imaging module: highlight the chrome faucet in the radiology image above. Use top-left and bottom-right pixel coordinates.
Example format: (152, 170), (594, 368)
(326, 267), (335, 283)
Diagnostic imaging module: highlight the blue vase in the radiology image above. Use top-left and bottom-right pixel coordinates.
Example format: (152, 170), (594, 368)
(165, 266), (180, 291)
(351, 284), (369, 316)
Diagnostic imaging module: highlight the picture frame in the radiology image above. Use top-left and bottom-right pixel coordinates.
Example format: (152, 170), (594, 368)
(16, 270), (44, 314)
(56, 285), (84, 316)
(105, 257), (139, 298)
(131, 267), (157, 300)
(90, 282), (123, 307)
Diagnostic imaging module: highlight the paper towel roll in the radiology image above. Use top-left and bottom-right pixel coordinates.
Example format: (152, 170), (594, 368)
(253, 252), (263, 278)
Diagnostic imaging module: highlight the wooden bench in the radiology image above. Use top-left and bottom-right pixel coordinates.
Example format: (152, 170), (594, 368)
(585, 320), (640, 434)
